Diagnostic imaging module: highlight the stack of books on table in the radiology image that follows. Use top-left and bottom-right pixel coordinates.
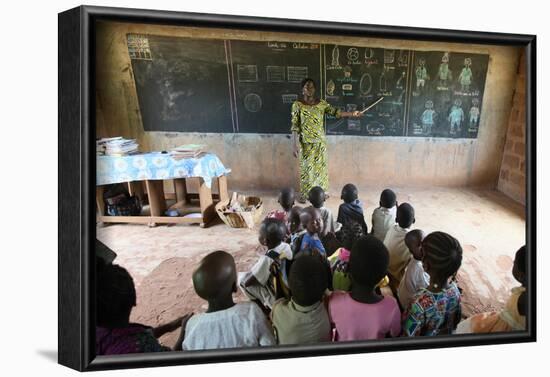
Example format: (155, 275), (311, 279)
(97, 137), (139, 156)
(169, 144), (206, 160)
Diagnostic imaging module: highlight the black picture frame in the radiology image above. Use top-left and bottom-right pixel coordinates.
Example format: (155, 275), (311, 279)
(58, 5), (536, 372)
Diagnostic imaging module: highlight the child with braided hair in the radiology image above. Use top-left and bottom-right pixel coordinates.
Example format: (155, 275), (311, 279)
(403, 231), (463, 336)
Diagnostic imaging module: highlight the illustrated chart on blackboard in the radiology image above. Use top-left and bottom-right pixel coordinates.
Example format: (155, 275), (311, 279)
(229, 40), (321, 134)
(127, 34), (489, 138)
(324, 45), (410, 136)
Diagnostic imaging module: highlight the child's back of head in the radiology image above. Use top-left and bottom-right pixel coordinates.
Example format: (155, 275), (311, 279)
(259, 218), (287, 249)
(308, 186), (326, 208)
(97, 263), (136, 328)
(405, 229), (425, 260)
(396, 202), (415, 229)
(192, 250), (237, 306)
(350, 235), (390, 289)
(513, 245), (526, 286)
(422, 231), (462, 281)
(379, 189), (397, 209)
(341, 220), (364, 251)
(289, 206), (304, 234)
(341, 183), (358, 204)
(279, 188), (296, 212)
(289, 255), (328, 306)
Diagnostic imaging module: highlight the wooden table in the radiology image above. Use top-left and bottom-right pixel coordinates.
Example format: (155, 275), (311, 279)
(96, 175), (228, 228)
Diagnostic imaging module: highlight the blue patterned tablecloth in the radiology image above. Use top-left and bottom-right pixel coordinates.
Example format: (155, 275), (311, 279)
(97, 153), (231, 188)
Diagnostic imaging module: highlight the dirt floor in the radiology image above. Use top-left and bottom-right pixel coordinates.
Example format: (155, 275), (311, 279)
(97, 186), (525, 348)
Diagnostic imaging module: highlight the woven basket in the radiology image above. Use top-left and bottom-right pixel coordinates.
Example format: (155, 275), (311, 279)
(215, 195), (263, 229)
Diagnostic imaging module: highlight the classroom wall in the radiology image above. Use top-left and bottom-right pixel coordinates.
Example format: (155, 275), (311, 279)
(497, 52), (526, 205)
(96, 21), (522, 193)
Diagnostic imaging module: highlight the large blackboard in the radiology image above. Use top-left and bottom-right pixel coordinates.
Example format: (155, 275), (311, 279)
(127, 34), (489, 138)
(129, 34), (234, 133)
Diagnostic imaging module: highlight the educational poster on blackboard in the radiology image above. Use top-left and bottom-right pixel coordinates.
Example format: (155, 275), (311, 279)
(324, 45), (410, 136)
(230, 40), (321, 134)
(128, 34), (234, 133)
(407, 51), (489, 138)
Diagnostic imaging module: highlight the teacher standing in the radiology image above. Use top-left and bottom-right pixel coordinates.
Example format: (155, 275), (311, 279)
(291, 78), (361, 203)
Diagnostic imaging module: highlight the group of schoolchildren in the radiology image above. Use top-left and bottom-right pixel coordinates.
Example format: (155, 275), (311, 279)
(96, 185), (527, 355)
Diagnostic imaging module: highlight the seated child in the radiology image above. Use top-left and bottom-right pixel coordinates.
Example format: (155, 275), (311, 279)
(336, 183), (368, 233)
(265, 188), (295, 237)
(403, 231), (462, 336)
(288, 206), (304, 245)
(239, 218), (293, 310)
(96, 263), (191, 355)
(329, 221), (390, 292)
(183, 250), (276, 349)
(271, 255), (331, 344)
(371, 189), (397, 242)
(456, 246), (526, 334)
(309, 186), (341, 237)
(328, 235), (402, 340)
(292, 206), (326, 257)
(384, 202), (415, 292)
(397, 229), (429, 310)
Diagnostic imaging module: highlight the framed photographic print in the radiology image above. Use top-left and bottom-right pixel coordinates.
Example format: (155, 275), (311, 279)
(58, 5), (536, 371)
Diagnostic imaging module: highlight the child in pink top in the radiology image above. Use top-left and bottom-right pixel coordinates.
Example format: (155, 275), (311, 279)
(328, 235), (401, 340)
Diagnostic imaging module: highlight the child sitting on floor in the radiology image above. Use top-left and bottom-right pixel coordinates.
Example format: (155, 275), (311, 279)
(397, 229), (429, 311)
(288, 206), (304, 244)
(328, 235), (401, 340)
(292, 206), (326, 257)
(371, 189), (397, 242)
(309, 186), (341, 237)
(329, 221), (390, 292)
(271, 255), (331, 344)
(336, 183), (368, 233)
(239, 218), (293, 310)
(403, 231), (462, 336)
(384, 202), (416, 292)
(265, 188), (296, 237)
(183, 250), (276, 349)
(456, 246), (526, 334)
(96, 263), (191, 355)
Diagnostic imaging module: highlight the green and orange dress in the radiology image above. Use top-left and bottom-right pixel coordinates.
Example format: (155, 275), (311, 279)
(291, 99), (341, 199)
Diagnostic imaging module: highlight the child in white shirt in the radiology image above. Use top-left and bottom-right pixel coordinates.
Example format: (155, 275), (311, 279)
(371, 189), (397, 242)
(398, 229), (429, 310)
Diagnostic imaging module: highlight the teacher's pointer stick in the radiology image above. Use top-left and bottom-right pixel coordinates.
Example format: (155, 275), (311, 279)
(360, 97), (384, 114)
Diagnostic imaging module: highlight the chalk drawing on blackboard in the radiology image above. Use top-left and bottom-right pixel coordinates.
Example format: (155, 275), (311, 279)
(331, 45), (340, 67)
(458, 57), (473, 92)
(468, 98), (480, 132)
(436, 53), (452, 89)
(448, 99), (464, 135)
(366, 121), (385, 135)
(342, 84), (353, 91)
(398, 50), (408, 65)
(327, 80), (336, 96)
(267, 66), (286, 82)
(237, 64), (258, 82)
(364, 48), (374, 60)
(287, 66), (308, 82)
(421, 100), (436, 135)
(127, 34), (152, 60)
(384, 50), (395, 64)
(282, 94), (298, 104)
(343, 66), (352, 78)
(379, 72), (387, 92)
(244, 93), (262, 113)
(347, 48), (359, 62)
(359, 73), (372, 95)
(414, 59), (429, 96)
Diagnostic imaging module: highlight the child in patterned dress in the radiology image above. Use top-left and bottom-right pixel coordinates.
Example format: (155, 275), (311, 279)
(403, 231), (463, 336)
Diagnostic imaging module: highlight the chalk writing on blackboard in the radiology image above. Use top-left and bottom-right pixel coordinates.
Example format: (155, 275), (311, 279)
(266, 66), (285, 82)
(287, 66), (308, 82)
(127, 35), (152, 60)
(282, 94), (298, 104)
(237, 65), (258, 82)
